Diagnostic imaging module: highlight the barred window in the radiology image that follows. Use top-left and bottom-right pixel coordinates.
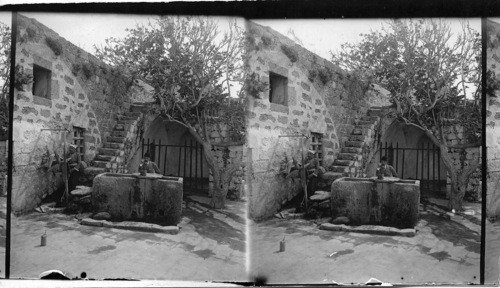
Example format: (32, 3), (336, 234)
(310, 132), (323, 166)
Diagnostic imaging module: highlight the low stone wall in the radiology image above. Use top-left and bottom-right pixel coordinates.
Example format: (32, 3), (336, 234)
(330, 177), (420, 228)
(92, 173), (183, 225)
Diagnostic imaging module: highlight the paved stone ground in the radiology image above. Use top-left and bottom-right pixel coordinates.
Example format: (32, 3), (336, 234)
(10, 195), (246, 281)
(0, 196), (5, 278)
(249, 198), (481, 285)
(486, 220), (500, 284)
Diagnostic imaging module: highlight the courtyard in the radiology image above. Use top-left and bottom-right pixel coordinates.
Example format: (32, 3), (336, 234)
(10, 195), (246, 281)
(249, 197), (481, 285)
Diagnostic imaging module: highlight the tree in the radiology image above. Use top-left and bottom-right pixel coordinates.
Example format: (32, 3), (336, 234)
(95, 16), (258, 208)
(0, 21), (10, 140)
(331, 19), (481, 210)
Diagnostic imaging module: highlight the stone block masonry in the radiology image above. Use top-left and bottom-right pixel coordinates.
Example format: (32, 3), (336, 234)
(12, 15), (147, 213)
(487, 20), (500, 218)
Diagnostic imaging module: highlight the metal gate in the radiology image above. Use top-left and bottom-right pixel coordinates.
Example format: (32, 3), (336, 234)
(379, 141), (446, 195)
(141, 138), (209, 194)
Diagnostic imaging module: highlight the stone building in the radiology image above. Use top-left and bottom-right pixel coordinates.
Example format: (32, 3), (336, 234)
(487, 19), (500, 219)
(245, 22), (391, 220)
(12, 15), (153, 213)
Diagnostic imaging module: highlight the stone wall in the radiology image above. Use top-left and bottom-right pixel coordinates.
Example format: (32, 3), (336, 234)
(12, 15), (143, 213)
(487, 19), (500, 218)
(246, 21), (382, 220)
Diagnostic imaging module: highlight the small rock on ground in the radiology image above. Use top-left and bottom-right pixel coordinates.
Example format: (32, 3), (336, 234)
(93, 212), (111, 220)
(70, 186), (92, 196)
(331, 216), (350, 225)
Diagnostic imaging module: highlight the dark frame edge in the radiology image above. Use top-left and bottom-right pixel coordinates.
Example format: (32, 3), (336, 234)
(481, 17), (487, 286)
(6, 11), (17, 280)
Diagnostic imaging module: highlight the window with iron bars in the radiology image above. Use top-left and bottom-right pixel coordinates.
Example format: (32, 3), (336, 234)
(73, 127), (85, 162)
(310, 132), (323, 166)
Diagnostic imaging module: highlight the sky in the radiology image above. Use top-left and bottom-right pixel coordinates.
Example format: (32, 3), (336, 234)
(12, 13), (480, 63)
(3, 13), (482, 98)
(254, 18), (481, 60)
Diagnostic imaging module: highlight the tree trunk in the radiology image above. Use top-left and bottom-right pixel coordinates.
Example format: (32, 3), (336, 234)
(437, 144), (479, 211)
(448, 169), (467, 211)
(198, 141), (227, 209)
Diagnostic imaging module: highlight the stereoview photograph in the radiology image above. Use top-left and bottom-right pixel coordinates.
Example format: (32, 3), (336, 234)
(10, 13), (247, 280)
(246, 18), (482, 285)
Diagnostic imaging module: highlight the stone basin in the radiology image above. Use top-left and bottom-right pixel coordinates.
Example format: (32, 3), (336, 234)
(330, 177), (420, 228)
(92, 173), (183, 225)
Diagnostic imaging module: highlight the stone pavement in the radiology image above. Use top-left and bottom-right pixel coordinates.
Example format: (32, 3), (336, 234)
(486, 220), (500, 284)
(10, 195), (246, 281)
(249, 201), (480, 285)
(0, 196), (5, 278)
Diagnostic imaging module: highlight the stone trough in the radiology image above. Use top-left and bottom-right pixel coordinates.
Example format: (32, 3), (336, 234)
(92, 173), (183, 225)
(330, 177), (420, 229)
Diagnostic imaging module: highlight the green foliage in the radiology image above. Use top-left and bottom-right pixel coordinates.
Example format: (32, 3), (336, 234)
(486, 69), (500, 97)
(45, 36), (63, 56)
(307, 68), (318, 82)
(26, 26), (37, 40)
(280, 44), (299, 63)
(81, 62), (96, 79)
(71, 63), (81, 76)
(14, 65), (33, 91)
(308, 65), (334, 85)
(317, 66), (334, 85)
(261, 34), (274, 48)
(244, 72), (267, 99)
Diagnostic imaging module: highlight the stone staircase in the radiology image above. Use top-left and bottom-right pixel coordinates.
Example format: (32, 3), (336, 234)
(89, 103), (146, 174)
(316, 107), (385, 190)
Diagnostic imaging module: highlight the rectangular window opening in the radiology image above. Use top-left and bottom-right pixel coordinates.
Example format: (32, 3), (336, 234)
(269, 72), (288, 106)
(32, 64), (52, 99)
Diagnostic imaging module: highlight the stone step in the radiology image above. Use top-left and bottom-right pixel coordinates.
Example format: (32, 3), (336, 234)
(333, 159), (353, 167)
(98, 147), (120, 156)
(360, 116), (379, 122)
(349, 135), (366, 142)
(118, 115), (138, 121)
(124, 111), (142, 118)
(345, 141), (364, 148)
(92, 160), (110, 169)
(104, 142), (125, 149)
(357, 120), (376, 126)
(351, 128), (364, 135)
(355, 123), (375, 130)
(321, 172), (344, 182)
(83, 166), (107, 175)
(107, 136), (126, 143)
(331, 166), (349, 173)
(111, 130), (128, 137)
(114, 123), (133, 132)
(95, 154), (114, 162)
(337, 153), (360, 161)
(368, 109), (384, 117)
(341, 147), (362, 154)
(117, 119), (137, 125)
(130, 104), (149, 112)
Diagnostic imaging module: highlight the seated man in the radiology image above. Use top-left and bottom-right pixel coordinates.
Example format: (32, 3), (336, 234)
(376, 156), (398, 178)
(138, 152), (161, 175)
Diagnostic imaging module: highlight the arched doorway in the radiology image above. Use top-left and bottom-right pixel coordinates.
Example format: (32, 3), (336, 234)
(371, 120), (447, 197)
(138, 117), (210, 195)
